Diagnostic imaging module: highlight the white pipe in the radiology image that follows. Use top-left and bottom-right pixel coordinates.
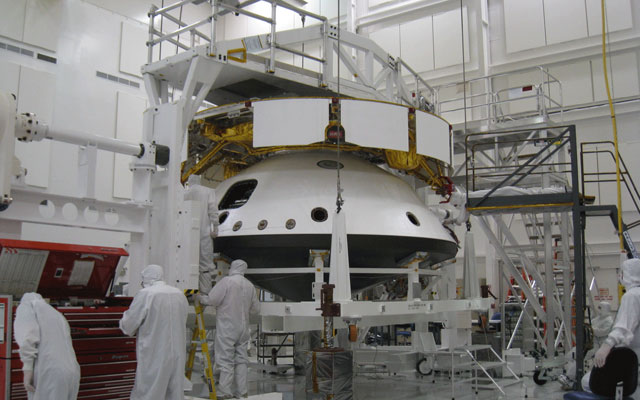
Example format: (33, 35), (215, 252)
(14, 112), (143, 157)
(45, 127), (143, 157)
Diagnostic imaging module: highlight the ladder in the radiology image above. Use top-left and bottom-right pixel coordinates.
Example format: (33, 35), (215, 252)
(185, 290), (217, 400)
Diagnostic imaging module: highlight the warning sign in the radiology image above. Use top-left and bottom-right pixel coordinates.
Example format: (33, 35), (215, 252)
(595, 288), (613, 301)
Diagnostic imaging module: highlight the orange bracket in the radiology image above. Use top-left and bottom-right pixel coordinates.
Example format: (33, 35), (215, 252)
(227, 48), (247, 63)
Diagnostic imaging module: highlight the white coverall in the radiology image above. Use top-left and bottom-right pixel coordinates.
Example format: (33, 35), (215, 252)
(198, 260), (261, 398)
(119, 265), (189, 400)
(592, 302), (615, 346)
(184, 175), (218, 293)
(14, 292), (80, 400)
(582, 258), (640, 397)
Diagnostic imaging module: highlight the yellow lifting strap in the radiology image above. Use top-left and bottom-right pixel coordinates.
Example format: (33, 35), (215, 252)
(185, 290), (217, 399)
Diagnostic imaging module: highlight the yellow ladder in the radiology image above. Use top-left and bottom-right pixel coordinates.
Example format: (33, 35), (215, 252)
(185, 290), (217, 399)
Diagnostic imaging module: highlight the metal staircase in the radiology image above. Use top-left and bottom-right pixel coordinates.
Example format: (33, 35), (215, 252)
(581, 141), (640, 258)
(429, 344), (520, 397)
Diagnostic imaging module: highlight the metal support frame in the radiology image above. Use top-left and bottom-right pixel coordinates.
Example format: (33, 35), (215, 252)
(466, 126), (587, 387)
(143, 0), (435, 108)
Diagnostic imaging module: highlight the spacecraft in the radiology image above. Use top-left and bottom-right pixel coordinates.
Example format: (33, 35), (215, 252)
(186, 97), (456, 301)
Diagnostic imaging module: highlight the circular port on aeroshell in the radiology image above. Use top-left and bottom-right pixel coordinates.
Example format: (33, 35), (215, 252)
(258, 220), (268, 230)
(233, 221), (242, 231)
(311, 207), (328, 222)
(219, 211), (229, 225)
(406, 212), (420, 226)
(286, 219), (296, 230)
(317, 160), (344, 170)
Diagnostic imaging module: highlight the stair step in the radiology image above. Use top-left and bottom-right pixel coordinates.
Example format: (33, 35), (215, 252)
(456, 344), (493, 351)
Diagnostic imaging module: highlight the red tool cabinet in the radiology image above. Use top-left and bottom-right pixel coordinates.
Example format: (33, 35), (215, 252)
(0, 239), (135, 400)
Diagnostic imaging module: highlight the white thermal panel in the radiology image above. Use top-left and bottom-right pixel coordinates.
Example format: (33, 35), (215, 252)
(113, 92), (146, 199)
(433, 8), (469, 69)
(416, 111), (450, 165)
(586, 0), (632, 37)
(23, 0), (62, 52)
(253, 98), (329, 147)
(592, 52), (640, 101)
(15, 67), (54, 188)
(340, 100), (408, 152)
(504, 0), (546, 53)
(543, 0), (588, 45)
(400, 16), (434, 73)
(0, 0), (26, 42)
(120, 22), (148, 77)
(548, 61), (593, 106)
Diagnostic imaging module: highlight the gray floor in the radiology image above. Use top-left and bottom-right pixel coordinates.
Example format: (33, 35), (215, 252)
(188, 368), (570, 399)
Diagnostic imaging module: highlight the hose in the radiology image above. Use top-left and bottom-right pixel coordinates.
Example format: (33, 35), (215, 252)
(601, 0), (624, 250)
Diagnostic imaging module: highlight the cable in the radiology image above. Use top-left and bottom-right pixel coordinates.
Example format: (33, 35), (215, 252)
(460, 0), (469, 218)
(335, 0), (344, 213)
(600, 0), (624, 250)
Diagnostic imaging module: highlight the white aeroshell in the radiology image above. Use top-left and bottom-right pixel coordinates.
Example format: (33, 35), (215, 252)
(216, 150), (454, 244)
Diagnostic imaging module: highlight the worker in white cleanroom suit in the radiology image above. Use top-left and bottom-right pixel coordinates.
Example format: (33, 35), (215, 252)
(582, 258), (640, 397)
(120, 265), (189, 400)
(184, 174), (219, 293)
(14, 292), (80, 400)
(560, 301), (616, 390)
(198, 259), (261, 399)
(592, 301), (615, 348)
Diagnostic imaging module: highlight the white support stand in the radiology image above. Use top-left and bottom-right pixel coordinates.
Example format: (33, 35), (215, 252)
(328, 210), (351, 302)
(77, 144), (98, 200)
(310, 250), (328, 301)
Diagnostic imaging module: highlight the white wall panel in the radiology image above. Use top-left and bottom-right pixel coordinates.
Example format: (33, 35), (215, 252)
(246, 2), (272, 36)
(0, 62), (20, 94)
(369, 25), (399, 79)
(433, 8), (469, 69)
(369, 25), (400, 56)
(368, 0), (393, 9)
(505, 70), (540, 115)
(543, 0), (588, 45)
(321, 0), (347, 21)
(295, 0), (321, 27)
(23, 0), (62, 51)
(436, 83), (472, 125)
(113, 92), (146, 199)
(253, 99), (329, 147)
(341, 100), (408, 152)
(120, 22), (147, 77)
(400, 17), (434, 73)
(276, 7), (296, 31)
(548, 61), (593, 106)
(416, 112), (450, 165)
(224, 14), (248, 39)
(586, 0), (632, 37)
(21, 223), (129, 248)
(15, 67), (54, 188)
(0, 0), (27, 42)
(592, 52), (640, 101)
(503, 0), (546, 53)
